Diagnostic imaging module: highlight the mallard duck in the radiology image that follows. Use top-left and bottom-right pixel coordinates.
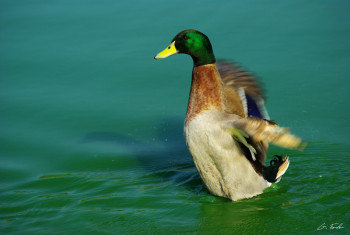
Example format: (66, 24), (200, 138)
(154, 29), (304, 201)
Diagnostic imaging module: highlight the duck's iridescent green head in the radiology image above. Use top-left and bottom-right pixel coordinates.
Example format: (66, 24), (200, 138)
(154, 29), (216, 67)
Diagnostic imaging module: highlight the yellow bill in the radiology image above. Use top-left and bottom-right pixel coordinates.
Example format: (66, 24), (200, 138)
(154, 41), (178, 59)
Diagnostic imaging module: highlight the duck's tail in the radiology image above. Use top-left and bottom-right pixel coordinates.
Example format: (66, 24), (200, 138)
(263, 155), (290, 183)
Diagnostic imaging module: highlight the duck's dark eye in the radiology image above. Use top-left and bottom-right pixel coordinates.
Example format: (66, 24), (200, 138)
(183, 35), (189, 40)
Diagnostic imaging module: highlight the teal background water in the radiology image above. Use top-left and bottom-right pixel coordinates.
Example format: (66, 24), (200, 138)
(1, 0), (350, 234)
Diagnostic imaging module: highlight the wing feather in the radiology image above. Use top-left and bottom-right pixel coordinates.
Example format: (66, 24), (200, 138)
(217, 60), (265, 101)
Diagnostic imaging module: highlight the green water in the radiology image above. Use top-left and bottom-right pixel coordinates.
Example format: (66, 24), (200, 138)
(1, 0), (350, 234)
